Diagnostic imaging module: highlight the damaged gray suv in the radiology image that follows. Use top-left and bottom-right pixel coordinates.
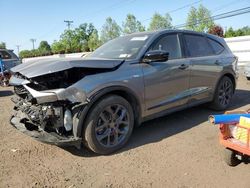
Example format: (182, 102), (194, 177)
(10, 30), (238, 154)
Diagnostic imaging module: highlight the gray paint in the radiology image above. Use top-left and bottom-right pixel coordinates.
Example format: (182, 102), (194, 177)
(10, 29), (238, 142)
(11, 57), (124, 78)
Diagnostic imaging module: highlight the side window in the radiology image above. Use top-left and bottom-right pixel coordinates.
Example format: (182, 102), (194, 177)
(151, 34), (182, 60)
(0, 51), (11, 59)
(184, 34), (213, 57)
(208, 38), (224, 55)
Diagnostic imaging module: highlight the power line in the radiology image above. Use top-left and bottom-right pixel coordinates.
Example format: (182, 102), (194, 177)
(211, 0), (247, 13)
(95, 0), (203, 32)
(174, 6), (250, 29)
(18, 1), (134, 50)
(140, 0), (202, 23)
(64, 20), (74, 30)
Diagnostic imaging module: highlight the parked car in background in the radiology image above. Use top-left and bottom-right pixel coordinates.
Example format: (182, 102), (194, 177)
(0, 49), (21, 85)
(0, 49), (20, 71)
(9, 30), (238, 154)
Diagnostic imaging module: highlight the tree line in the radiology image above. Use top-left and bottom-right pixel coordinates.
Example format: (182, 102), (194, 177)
(1, 4), (249, 58)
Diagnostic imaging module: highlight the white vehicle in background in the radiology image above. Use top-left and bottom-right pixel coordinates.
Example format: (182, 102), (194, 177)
(224, 35), (250, 80)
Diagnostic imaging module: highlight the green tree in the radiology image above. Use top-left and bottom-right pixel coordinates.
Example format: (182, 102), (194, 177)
(186, 5), (214, 32)
(75, 23), (96, 51)
(148, 13), (172, 31)
(19, 50), (32, 58)
(186, 7), (197, 31)
(100, 17), (121, 43)
(88, 30), (101, 51)
(122, 14), (145, 34)
(38, 41), (51, 55)
(225, 26), (250, 38)
(51, 40), (66, 54)
(30, 49), (40, 57)
(241, 26), (250, 35)
(224, 27), (236, 38)
(0, 42), (6, 49)
(52, 23), (97, 53)
(59, 29), (77, 53)
(235, 29), (244, 37)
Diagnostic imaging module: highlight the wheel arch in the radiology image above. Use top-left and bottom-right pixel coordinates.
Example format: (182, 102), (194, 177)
(76, 86), (142, 138)
(214, 72), (236, 95)
(223, 73), (236, 93)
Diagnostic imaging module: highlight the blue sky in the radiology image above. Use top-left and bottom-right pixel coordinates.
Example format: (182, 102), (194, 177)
(1, 0), (250, 53)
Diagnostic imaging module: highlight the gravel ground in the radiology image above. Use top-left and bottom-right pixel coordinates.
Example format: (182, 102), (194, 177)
(0, 75), (250, 188)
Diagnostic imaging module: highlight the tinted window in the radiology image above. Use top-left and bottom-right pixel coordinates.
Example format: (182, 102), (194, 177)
(208, 38), (224, 54)
(184, 34), (213, 57)
(0, 51), (11, 59)
(151, 34), (182, 60)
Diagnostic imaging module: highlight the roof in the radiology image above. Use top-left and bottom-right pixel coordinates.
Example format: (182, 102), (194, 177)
(124, 29), (222, 39)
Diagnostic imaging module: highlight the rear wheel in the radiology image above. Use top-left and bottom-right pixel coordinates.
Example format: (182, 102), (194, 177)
(83, 95), (134, 154)
(210, 76), (234, 111)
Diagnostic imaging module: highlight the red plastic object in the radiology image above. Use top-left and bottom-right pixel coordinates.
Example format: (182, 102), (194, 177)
(219, 110), (250, 156)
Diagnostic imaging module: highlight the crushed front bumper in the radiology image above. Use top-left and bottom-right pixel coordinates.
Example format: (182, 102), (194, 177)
(10, 110), (82, 148)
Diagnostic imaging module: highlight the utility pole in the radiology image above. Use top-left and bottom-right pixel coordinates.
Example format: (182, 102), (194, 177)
(30, 39), (36, 50)
(64, 20), (73, 30)
(16, 45), (20, 55)
(64, 20), (73, 53)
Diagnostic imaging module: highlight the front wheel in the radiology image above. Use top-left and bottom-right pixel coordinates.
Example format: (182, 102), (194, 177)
(210, 76), (234, 111)
(83, 95), (134, 154)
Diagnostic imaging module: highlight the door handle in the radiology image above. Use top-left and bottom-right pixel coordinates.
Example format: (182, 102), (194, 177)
(178, 64), (189, 70)
(214, 60), (221, 65)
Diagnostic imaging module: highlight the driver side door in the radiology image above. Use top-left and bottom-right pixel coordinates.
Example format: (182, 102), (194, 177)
(142, 33), (191, 116)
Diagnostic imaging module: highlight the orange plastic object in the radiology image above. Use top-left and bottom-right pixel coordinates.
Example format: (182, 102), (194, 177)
(219, 110), (250, 156)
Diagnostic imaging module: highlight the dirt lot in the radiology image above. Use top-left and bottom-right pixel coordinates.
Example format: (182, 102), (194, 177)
(1, 75), (250, 188)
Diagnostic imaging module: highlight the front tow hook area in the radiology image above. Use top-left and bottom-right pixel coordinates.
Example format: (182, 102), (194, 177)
(10, 114), (82, 149)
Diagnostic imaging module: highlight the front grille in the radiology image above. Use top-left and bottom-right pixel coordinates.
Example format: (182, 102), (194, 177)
(14, 85), (27, 95)
(14, 85), (34, 102)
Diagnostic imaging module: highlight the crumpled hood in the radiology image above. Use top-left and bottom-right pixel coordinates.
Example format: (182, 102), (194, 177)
(11, 57), (124, 78)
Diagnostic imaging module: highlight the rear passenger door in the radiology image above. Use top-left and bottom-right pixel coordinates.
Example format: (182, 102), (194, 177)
(183, 34), (224, 104)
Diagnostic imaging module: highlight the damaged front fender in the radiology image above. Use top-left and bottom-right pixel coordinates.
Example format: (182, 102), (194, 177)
(10, 76), (88, 104)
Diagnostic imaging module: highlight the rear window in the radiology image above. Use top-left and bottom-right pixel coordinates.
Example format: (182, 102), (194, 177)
(184, 34), (213, 57)
(0, 51), (11, 59)
(208, 38), (224, 55)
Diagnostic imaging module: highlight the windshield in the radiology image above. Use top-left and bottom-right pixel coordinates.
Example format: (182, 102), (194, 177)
(88, 34), (152, 60)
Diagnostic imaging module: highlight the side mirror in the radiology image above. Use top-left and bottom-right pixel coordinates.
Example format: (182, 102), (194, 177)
(142, 50), (169, 63)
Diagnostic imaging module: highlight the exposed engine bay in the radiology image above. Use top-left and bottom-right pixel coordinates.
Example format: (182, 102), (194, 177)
(9, 57), (124, 146)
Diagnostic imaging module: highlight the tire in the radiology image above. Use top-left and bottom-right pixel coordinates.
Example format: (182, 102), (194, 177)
(210, 76), (234, 111)
(224, 148), (241, 166)
(83, 95), (134, 154)
(247, 77), (250, 81)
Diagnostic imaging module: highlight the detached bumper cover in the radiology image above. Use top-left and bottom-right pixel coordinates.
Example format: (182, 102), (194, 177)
(10, 110), (81, 147)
